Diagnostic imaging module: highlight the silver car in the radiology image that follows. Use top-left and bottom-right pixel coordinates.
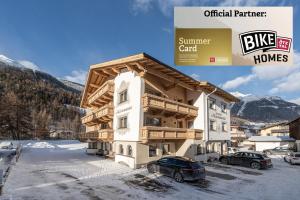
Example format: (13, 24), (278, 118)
(284, 152), (300, 165)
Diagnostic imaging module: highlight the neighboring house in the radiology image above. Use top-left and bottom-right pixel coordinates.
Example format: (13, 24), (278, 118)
(288, 116), (300, 151)
(80, 53), (239, 168)
(49, 130), (78, 140)
(260, 122), (289, 137)
(230, 116), (256, 147)
(248, 136), (295, 151)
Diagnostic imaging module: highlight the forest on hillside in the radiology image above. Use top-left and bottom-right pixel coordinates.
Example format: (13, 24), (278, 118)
(0, 63), (84, 140)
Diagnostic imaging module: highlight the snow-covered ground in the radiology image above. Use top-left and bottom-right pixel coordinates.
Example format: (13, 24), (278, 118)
(1, 140), (300, 200)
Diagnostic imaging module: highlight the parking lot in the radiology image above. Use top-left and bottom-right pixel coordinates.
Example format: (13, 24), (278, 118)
(1, 140), (300, 200)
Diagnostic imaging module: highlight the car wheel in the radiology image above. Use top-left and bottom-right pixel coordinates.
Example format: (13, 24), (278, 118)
(174, 172), (184, 183)
(147, 164), (156, 173)
(289, 160), (294, 165)
(284, 157), (287, 162)
(250, 162), (261, 170)
(220, 158), (228, 165)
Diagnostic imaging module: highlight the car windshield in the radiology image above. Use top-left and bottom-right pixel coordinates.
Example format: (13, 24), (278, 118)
(295, 154), (300, 157)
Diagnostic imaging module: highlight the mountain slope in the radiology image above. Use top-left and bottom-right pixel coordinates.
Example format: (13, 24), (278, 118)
(231, 95), (300, 123)
(0, 56), (84, 139)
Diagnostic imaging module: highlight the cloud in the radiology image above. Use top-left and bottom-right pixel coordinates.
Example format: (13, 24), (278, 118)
(130, 0), (289, 16)
(222, 74), (256, 90)
(64, 70), (87, 84)
(18, 60), (40, 71)
(289, 97), (300, 105)
(221, 50), (300, 94)
(230, 91), (252, 98)
(190, 73), (200, 80)
(269, 72), (300, 94)
(218, 0), (264, 6)
(131, 0), (154, 15)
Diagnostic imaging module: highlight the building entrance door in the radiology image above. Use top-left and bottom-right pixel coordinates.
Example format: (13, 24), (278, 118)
(162, 144), (170, 155)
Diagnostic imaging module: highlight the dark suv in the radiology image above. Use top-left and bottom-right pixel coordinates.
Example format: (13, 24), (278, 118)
(219, 152), (273, 169)
(147, 156), (206, 182)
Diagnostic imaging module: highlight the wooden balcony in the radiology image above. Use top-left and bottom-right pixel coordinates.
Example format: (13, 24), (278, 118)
(87, 80), (114, 107)
(81, 105), (114, 126)
(142, 93), (198, 118)
(80, 129), (114, 141)
(140, 126), (203, 142)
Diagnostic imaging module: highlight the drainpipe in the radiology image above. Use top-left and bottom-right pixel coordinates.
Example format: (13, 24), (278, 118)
(205, 88), (217, 154)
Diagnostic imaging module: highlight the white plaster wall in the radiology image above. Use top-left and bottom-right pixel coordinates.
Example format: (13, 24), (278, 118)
(255, 142), (291, 151)
(186, 91), (231, 142)
(113, 71), (144, 141)
(206, 93), (231, 141)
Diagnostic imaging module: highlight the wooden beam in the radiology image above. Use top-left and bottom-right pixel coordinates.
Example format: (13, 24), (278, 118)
(90, 83), (99, 88)
(102, 69), (117, 76)
(147, 68), (195, 91)
(111, 67), (120, 74)
(164, 82), (178, 91)
(94, 70), (109, 77)
(125, 64), (134, 71)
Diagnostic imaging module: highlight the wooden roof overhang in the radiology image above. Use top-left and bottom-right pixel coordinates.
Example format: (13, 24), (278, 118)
(80, 53), (239, 108)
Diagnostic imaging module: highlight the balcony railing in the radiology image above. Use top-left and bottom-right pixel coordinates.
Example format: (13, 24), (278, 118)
(140, 126), (202, 142)
(87, 80), (114, 106)
(142, 93), (198, 117)
(80, 129), (114, 141)
(82, 105), (114, 126)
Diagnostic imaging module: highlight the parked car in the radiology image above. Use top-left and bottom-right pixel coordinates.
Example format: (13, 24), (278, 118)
(284, 152), (300, 165)
(147, 156), (206, 183)
(263, 146), (294, 155)
(0, 142), (13, 150)
(228, 147), (239, 154)
(219, 151), (273, 169)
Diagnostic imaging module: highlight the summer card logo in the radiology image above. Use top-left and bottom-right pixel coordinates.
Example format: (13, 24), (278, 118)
(239, 30), (292, 64)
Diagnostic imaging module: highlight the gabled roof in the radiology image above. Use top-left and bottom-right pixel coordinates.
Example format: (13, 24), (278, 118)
(261, 121), (289, 130)
(80, 53), (239, 108)
(288, 116), (300, 125)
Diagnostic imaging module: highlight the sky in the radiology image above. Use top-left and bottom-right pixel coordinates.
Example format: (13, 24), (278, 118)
(0, 0), (299, 104)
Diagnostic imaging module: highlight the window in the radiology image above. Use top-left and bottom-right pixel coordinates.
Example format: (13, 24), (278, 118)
(188, 99), (193, 105)
(221, 103), (227, 113)
(119, 116), (127, 129)
(127, 145), (132, 156)
(149, 144), (158, 157)
(187, 121), (193, 129)
(119, 90), (127, 103)
(178, 121), (183, 128)
(208, 98), (216, 110)
(88, 142), (97, 149)
(222, 122), (228, 132)
(119, 144), (124, 154)
(197, 144), (205, 155)
(100, 123), (108, 129)
(210, 120), (217, 131)
(145, 117), (161, 126)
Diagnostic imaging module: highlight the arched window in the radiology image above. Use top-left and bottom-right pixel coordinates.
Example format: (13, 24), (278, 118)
(127, 145), (132, 156)
(119, 144), (124, 154)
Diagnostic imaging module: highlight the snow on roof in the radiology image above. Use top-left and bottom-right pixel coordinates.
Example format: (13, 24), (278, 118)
(248, 136), (295, 142)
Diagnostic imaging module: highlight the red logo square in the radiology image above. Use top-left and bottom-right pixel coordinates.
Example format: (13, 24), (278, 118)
(210, 57), (215, 63)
